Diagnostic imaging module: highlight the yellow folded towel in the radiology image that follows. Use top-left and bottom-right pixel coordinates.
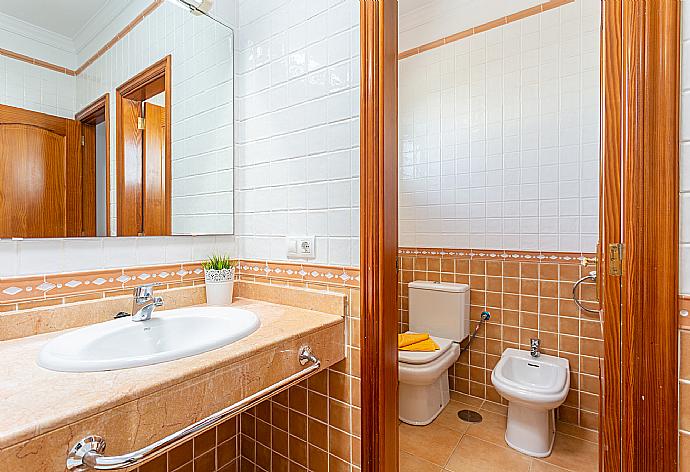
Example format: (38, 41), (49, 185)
(398, 333), (440, 352)
(398, 332), (429, 349)
(400, 338), (440, 352)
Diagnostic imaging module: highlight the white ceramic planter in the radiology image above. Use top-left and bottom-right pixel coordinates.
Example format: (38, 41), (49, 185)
(204, 268), (235, 306)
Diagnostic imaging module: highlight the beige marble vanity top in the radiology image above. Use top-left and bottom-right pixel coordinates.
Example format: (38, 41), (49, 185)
(0, 298), (345, 452)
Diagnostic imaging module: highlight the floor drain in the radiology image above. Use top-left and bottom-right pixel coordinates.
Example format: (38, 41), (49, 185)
(458, 409), (483, 423)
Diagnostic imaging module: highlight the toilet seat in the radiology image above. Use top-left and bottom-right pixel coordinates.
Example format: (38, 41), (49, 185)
(399, 336), (460, 386)
(398, 335), (454, 365)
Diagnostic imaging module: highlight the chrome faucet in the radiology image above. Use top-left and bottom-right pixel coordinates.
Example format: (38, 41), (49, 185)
(131, 284), (164, 322)
(530, 338), (541, 358)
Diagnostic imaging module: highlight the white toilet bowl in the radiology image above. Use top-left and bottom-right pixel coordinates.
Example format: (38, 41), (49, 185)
(491, 348), (570, 457)
(399, 335), (460, 425)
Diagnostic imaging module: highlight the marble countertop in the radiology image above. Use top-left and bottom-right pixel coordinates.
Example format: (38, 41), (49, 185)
(0, 298), (344, 451)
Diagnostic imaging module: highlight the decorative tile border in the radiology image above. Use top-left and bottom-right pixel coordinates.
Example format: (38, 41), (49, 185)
(0, 0), (163, 77)
(399, 247), (593, 264)
(0, 259), (360, 312)
(236, 259), (360, 288)
(398, 0), (575, 60)
(0, 262), (204, 310)
(75, 0), (163, 75)
(0, 47), (76, 76)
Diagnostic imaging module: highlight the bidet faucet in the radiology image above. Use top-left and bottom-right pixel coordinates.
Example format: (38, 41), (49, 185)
(530, 338), (541, 358)
(131, 284), (164, 322)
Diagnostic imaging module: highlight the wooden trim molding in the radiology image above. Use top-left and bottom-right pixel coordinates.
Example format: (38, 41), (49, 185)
(599, 0), (623, 469)
(360, 1), (399, 471)
(613, 2), (680, 470)
(75, 93), (111, 236)
(75, 93), (109, 123)
(398, 0), (574, 60)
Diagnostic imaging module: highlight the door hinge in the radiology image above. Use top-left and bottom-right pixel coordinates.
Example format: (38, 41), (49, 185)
(137, 117), (146, 130)
(81, 135), (85, 146)
(608, 243), (624, 276)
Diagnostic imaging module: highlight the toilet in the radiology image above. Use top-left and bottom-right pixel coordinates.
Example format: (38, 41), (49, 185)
(491, 348), (570, 457)
(398, 281), (470, 425)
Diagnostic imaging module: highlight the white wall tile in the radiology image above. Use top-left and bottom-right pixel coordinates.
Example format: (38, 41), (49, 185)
(234, 0), (360, 266)
(0, 56), (76, 118)
(399, 0), (600, 253)
(682, 1), (690, 295)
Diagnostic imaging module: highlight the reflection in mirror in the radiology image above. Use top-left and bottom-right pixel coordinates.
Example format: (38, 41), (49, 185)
(0, 0), (234, 239)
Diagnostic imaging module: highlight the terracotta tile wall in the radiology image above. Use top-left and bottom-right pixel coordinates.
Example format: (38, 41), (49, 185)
(236, 264), (361, 472)
(130, 417), (238, 472)
(679, 316), (690, 469)
(398, 248), (601, 432)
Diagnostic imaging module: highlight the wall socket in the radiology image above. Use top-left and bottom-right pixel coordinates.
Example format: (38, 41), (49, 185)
(287, 237), (315, 259)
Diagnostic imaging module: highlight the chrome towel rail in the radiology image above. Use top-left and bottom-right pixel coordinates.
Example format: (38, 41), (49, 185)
(67, 346), (320, 471)
(572, 271), (598, 314)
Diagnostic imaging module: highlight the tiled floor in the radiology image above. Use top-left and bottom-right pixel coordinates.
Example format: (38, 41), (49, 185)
(399, 397), (598, 472)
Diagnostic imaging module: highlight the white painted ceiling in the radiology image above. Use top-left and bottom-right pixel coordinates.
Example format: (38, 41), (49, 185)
(0, 0), (118, 39)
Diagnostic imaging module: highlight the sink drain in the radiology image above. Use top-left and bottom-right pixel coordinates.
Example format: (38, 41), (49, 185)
(458, 409), (483, 423)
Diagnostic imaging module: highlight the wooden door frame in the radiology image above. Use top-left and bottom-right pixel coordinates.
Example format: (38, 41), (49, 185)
(76, 93), (111, 236)
(360, 1), (681, 471)
(360, 1), (399, 471)
(115, 55), (172, 236)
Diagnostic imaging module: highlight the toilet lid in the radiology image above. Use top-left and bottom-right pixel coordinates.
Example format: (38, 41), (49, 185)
(398, 334), (455, 365)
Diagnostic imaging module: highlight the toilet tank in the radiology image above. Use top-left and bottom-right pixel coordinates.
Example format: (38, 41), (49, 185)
(408, 281), (470, 342)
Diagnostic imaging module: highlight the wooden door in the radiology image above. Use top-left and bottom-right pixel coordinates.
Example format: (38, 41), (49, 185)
(0, 105), (81, 238)
(142, 102), (167, 236)
(117, 98), (143, 236)
(599, 2), (680, 470)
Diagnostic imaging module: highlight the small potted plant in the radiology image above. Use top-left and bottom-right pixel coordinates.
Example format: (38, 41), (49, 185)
(202, 255), (238, 306)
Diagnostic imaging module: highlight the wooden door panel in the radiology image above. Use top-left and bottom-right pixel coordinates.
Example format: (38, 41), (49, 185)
(117, 98), (143, 236)
(0, 104), (84, 239)
(143, 102), (166, 236)
(0, 124), (66, 238)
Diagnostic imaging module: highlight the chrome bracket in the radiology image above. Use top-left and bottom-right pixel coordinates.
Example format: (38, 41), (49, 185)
(299, 345), (318, 366)
(67, 435), (106, 471)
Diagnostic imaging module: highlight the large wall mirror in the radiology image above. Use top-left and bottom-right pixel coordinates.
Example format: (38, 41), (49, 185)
(0, 0), (234, 239)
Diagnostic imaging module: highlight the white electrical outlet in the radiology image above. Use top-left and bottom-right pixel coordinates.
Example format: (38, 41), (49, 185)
(287, 237), (315, 259)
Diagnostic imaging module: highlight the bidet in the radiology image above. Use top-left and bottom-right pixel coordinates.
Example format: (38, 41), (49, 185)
(491, 348), (570, 457)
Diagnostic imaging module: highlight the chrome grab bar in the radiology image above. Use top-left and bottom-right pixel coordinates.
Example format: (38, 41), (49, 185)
(66, 346), (320, 471)
(572, 271), (598, 314)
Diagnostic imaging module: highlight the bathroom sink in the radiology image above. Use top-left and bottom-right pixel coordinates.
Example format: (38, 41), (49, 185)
(37, 306), (260, 372)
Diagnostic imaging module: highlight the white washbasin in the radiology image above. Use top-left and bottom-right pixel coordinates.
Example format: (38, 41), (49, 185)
(37, 306), (260, 372)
